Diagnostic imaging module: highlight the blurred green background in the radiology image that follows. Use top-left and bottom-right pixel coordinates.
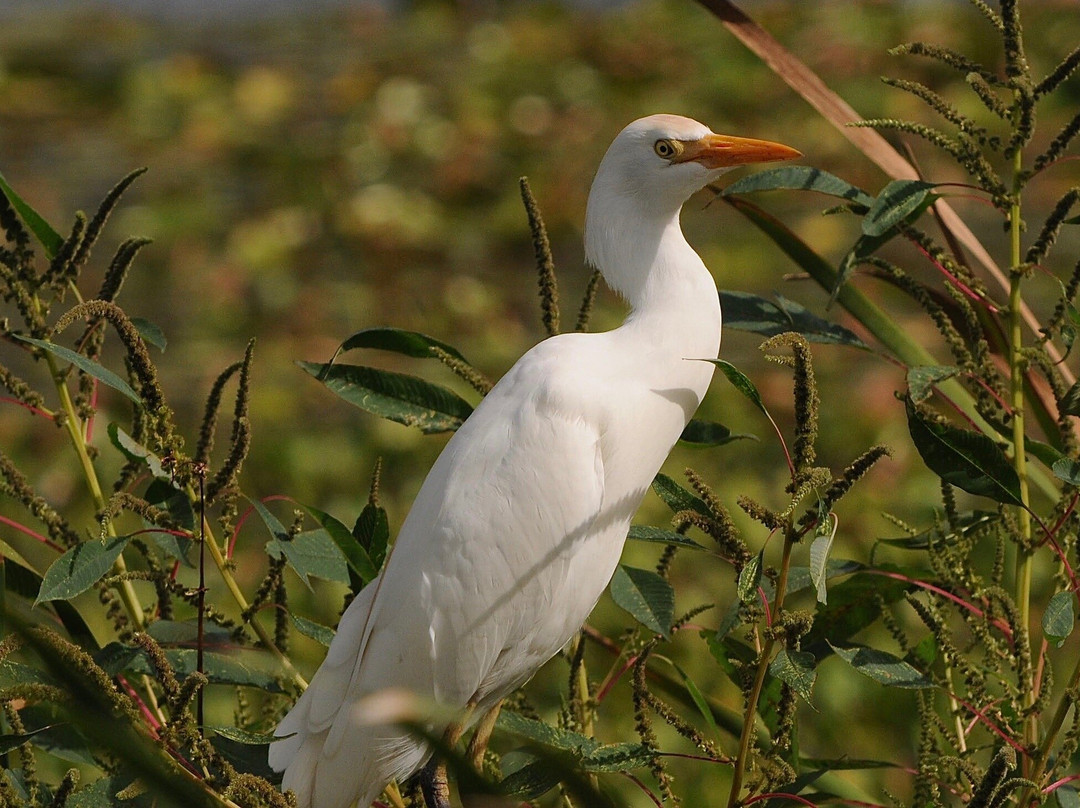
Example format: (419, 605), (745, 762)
(2, 0), (1079, 803)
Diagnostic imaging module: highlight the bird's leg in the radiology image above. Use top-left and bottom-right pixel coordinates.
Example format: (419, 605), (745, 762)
(465, 701), (503, 770)
(419, 704), (474, 808)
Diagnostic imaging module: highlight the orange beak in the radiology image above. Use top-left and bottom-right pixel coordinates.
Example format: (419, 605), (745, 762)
(674, 133), (801, 169)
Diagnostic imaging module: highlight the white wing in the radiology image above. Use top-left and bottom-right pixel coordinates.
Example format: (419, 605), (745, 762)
(271, 334), (620, 808)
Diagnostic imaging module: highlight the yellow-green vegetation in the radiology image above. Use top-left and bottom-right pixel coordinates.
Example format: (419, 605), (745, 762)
(2, 1), (1080, 807)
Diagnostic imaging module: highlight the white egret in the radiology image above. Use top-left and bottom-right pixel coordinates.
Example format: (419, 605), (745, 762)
(269, 114), (799, 808)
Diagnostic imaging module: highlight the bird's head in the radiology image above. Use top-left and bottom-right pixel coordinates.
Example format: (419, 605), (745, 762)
(589, 113), (801, 215)
(584, 114), (800, 300)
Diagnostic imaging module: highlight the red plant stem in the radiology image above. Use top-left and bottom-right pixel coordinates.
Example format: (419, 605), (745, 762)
(0, 396), (56, 421)
(229, 494), (294, 559)
(864, 569), (1013, 640)
(1045, 774), (1080, 794)
(0, 514), (65, 553)
(85, 377), (99, 443)
(948, 690), (1026, 754)
(744, 792), (818, 807)
(117, 674), (162, 732)
(621, 772), (665, 808)
(908, 235), (1000, 313)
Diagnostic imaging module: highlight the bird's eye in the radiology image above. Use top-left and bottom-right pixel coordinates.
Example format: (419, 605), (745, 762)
(654, 139), (681, 159)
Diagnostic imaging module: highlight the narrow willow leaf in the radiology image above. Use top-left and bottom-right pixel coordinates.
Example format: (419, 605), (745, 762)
(830, 643), (933, 689)
(671, 661), (720, 736)
(610, 565), (674, 637)
(905, 398), (1023, 505)
(907, 365), (959, 404)
(127, 648), (289, 692)
(298, 361), (473, 434)
(707, 359), (768, 417)
(36, 537), (132, 604)
(266, 529), (350, 590)
(769, 648), (816, 702)
(719, 290), (867, 348)
(16, 336), (140, 404)
(1060, 380), (1080, 416)
(0, 726), (53, 755)
(862, 180), (938, 236)
(833, 231), (894, 305)
(290, 613), (336, 647)
(679, 418), (754, 446)
(0, 169), (64, 258)
(809, 515), (837, 604)
(626, 525), (706, 551)
(721, 165), (874, 208)
(304, 504), (379, 584)
(0, 538), (40, 576)
(335, 327), (467, 362)
(1043, 591), (1075, 647)
(207, 727), (280, 745)
(737, 551), (764, 604)
(1052, 457), (1080, 486)
(107, 423), (167, 478)
(651, 473), (712, 518)
(130, 317), (167, 352)
(499, 760), (560, 799)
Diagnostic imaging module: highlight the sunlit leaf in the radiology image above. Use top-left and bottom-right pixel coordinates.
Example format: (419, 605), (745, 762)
(36, 537), (132, 604)
(905, 397), (1022, 505)
(830, 643), (933, 689)
(610, 565), (674, 637)
(207, 726), (280, 745)
(833, 231), (894, 305)
(1052, 457), (1080, 486)
(651, 473), (712, 518)
(291, 613), (336, 647)
(352, 498), (390, 573)
(769, 648), (816, 702)
(907, 365), (959, 404)
(809, 516), (837, 604)
(1057, 785), (1080, 808)
(298, 361), (473, 434)
(1060, 380), (1080, 416)
(722, 165), (874, 208)
(707, 359), (769, 417)
(0, 726), (53, 755)
(737, 551), (763, 603)
(16, 336), (140, 404)
(862, 180), (938, 236)
(1043, 591), (1075, 647)
(107, 423), (167, 478)
(144, 479), (194, 567)
(679, 418), (754, 446)
(266, 529), (350, 590)
(626, 525), (706, 551)
(0, 169), (64, 257)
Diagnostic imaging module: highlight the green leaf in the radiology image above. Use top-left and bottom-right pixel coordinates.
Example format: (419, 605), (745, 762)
(830, 643), (934, 689)
(267, 529), (350, 590)
(15, 336), (141, 404)
(145, 619), (232, 646)
(769, 648), (816, 702)
(804, 569), (914, 656)
(1043, 591), (1075, 647)
(862, 180), (938, 237)
(651, 473), (712, 518)
(131, 317), (167, 352)
(107, 423), (167, 478)
(495, 711), (651, 773)
(298, 361), (473, 434)
(610, 565), (674, 637)
(36, 536), (132, 604)
(809, 516), (837, 604)
(670, 661), (720, 736)
(499, 759), (561, 799)
(679, 418), (755, 446)
(719, 290), (868, 348)
(1061, 380), (1080, 416)
(1057, 785), (1080, 808)
(626, 525), (706, 551)
(352, 498), (390, 573)
(144, 478), (195, 566)
(291, 613), (336, 647)
(907, 365), (959, 404)
(335, 327), (467, 362)
(304, 503), (379, 584)
(833, 231), (894, 306)
(0, 726), (53, 755)
(722, 165), (874, 208)
(0, 169), (64, 258)
(905, 397), (1023, 505)
(1052, 457), (1080, 486)
(207, 726), (281, 745)
(113, 644), (289, 692)
(708, 359), (769, 417)
(737, 551), (764, 603)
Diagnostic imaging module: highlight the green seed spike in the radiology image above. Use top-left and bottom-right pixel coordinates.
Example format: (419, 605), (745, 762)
(519, 176), (559, 337)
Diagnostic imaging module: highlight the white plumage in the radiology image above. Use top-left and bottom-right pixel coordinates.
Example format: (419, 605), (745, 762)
(270, 114), (799, 808)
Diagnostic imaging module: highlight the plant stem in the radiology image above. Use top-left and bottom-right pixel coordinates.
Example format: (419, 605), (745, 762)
(726, 534), (795, 808)
(1007, 146), (1038, 770)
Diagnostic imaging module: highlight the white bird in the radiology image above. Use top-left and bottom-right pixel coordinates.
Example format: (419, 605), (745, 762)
(269, 114), (799, 808)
